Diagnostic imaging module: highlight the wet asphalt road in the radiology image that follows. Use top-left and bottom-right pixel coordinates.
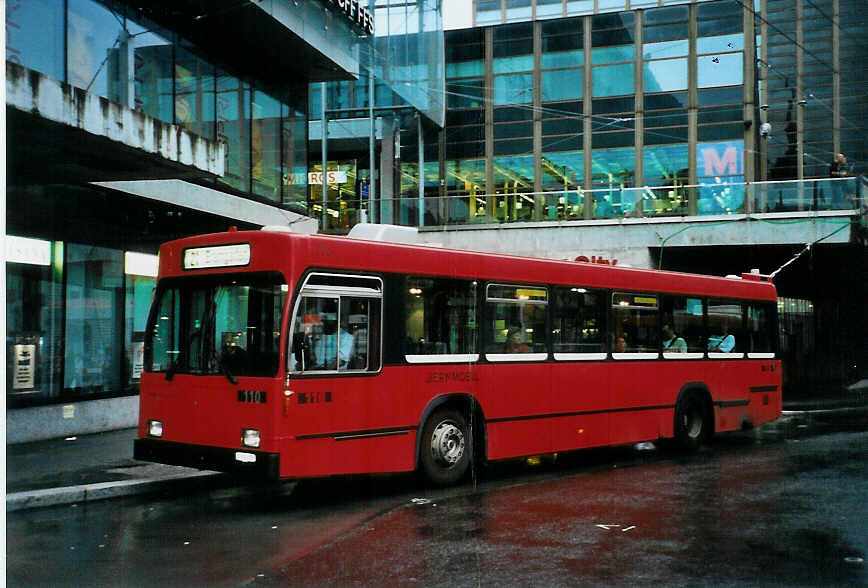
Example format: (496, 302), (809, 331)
(7, 414), (867, 587)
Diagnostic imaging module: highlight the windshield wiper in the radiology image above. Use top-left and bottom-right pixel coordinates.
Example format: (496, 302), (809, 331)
(165, 359), (178, 381)
(220, 361), (238, 385)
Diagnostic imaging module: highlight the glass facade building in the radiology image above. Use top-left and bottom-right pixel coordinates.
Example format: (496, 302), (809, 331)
(341, 0), (863, 228)
(4, 0), (372, 412)
(309, 0), (445, 232)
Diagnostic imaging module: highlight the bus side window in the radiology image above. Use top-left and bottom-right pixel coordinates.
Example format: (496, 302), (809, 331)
(405, 277), (477, 357)
(707, 299), (744, 353)
(289, 274), (383, 374)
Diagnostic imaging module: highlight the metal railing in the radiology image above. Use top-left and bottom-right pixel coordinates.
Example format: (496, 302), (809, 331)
(317, 176), (866, 232)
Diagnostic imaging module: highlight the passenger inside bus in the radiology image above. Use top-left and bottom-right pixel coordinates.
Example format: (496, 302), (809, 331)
(504, 327), (531, 353)
(662, 324), (687, 353)
(708, 324), (736, 352)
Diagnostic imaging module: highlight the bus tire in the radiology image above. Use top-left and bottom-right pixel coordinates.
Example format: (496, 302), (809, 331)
(420, 407), (471, 486)
(674, 392), (708, 451)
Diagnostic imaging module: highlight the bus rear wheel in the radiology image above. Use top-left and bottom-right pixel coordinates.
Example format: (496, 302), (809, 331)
(674, 393), (708, 451)
(420, 408), (471, 486)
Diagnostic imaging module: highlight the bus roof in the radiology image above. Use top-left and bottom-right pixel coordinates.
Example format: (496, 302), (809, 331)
(158, 229), (778, 302)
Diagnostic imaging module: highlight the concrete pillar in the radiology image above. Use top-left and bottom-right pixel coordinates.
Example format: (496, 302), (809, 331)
(379, 116), (396, 224)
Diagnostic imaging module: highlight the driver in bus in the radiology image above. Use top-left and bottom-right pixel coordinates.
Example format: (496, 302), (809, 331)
(317, 316), (354, 370)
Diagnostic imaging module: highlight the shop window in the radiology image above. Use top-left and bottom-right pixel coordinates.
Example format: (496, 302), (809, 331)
(64, 244), (124, 396)
(124, 253), (157, 386)
(6, 237), (63, 402)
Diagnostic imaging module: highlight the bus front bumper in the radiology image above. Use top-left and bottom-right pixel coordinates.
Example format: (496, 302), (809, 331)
(134, 438), (280, 481)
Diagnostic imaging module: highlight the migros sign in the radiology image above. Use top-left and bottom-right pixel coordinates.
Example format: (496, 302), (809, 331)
(325, 0), (375, 35)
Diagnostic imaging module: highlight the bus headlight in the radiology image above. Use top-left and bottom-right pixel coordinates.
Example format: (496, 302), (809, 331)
(241, 428), (261, 448)
(148, 420), (163, 438)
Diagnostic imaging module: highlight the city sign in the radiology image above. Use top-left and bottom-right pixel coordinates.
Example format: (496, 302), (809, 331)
(324, 0), (375, 35)
(308, 171), (348, 185)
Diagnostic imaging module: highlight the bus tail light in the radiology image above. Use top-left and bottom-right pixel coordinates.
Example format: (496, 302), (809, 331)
(148, 420), (163, 438)
(241, 428), (261, 448)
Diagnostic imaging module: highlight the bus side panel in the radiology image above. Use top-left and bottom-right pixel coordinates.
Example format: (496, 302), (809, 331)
(480, 363), (552, 460)
(281, 367), (416, 478)
(608, 361), (684, 445)
(712, 359), (782, 432)
(549, 362), (611, 452)
(751, 359), (783, 425)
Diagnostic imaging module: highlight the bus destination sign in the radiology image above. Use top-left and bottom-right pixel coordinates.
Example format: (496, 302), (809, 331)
(183, 244), (251, 270)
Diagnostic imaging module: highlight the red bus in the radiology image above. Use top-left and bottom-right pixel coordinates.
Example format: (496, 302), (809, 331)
(134, 225), (781, 485)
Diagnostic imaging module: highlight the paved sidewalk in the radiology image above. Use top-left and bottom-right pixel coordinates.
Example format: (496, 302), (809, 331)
(5, 427), (223, 512)
(6, 391), (866, 512)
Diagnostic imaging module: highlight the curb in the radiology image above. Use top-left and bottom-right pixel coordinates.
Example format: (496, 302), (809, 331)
(781, 405), (868, 416)
(6, 471), (220, 512)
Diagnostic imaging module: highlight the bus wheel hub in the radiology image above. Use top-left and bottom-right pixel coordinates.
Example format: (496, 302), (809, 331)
(431, 421), (465, 466)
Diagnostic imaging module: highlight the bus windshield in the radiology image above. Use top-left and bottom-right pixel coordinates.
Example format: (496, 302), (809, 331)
(145, 272), (287, 379)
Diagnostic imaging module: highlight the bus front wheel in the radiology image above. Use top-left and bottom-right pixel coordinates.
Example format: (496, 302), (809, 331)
(674, 393), (708, 451)
(420, 408), (471, 486)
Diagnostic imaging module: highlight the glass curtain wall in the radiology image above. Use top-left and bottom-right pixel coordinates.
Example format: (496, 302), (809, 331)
(642, 6), (689, 215)
(696, 1), (745, 214)
(444, 28), (487, 223)
(590, 13), (635, 217)
(492, 22), (535, 222)
(9, 0), (308, 214)
(540, 18), (584, 220)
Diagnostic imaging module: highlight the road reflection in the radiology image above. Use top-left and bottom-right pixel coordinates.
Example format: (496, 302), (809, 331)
(262, 422), (866, 586)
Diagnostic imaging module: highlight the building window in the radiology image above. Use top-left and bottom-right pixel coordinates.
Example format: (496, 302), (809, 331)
(6, 0), (65, 81)
(477, 0), (502, 25)
(252, 90), (282, 202)
(217, 73), (251, 193)
(537, 0), (564, 19)
(505, 0), (532, 22)
(591, 147), (635, 217)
